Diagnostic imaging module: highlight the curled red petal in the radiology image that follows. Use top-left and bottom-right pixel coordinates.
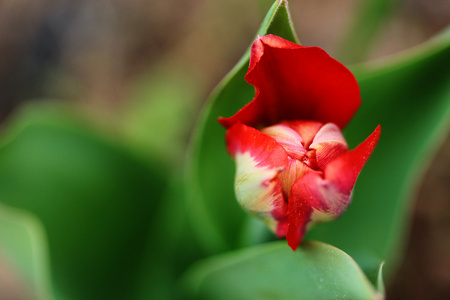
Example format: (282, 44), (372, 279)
(324, 125), (381, 195)
(219, 34), (361, 129)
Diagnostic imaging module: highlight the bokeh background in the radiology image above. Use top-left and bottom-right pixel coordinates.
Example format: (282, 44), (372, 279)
(0, 0), (448, 299)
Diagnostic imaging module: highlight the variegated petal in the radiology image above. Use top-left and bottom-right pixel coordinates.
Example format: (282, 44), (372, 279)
(226, 123), (289, 235)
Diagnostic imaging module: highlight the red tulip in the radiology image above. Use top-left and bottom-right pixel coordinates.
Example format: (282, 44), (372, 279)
(218, 35), (380, 251)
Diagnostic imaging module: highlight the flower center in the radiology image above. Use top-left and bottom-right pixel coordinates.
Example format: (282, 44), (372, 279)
(302, 149), (320, 170)
(261, 120), (348, 201)
(278, 150), (322, 200)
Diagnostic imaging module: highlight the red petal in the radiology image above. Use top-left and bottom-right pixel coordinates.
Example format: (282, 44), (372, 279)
(285, 125), (381, 250)
(219, 34), (361, 129)
(286, 192), (313, 251)
(324, 125), (381, 194)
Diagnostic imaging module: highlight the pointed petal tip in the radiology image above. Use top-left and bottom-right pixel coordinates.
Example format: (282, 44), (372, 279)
(323, 124), (381, 198)
(354, 124), (381, 159)
(368, 125), (382, 153)
(287, 239), (300, 251)
(374, 124), (382, 141)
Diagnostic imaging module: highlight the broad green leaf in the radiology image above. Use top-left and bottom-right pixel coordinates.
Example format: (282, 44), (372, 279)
(0, 204), (52, 300)
(0, 103), (167, 300)
(181, 241), (381, 299)
(185, 0), (299, 254)
(307, 27), (450, 276)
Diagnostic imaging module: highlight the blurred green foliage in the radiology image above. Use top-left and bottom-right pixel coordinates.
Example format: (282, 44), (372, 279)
(0, 204), (52, 299)
(120, 66), (200, 168)
(338, 0), (399, 63)
(0, 104), (168, 299)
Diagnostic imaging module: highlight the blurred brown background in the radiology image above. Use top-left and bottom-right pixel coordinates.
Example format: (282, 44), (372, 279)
(0, 0), (448, 299)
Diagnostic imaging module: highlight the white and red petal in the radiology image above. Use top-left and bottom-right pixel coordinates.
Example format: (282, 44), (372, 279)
(282, 120), (324, 149)
(309, 123), (348, 170)
(277, 157), (320, 200)
(261, 123), (306, 160)
(285, 126), (381, 250)
(261, 122), (323, 198)
(226, 123), (290, 233)
(290, 172), (348, 219)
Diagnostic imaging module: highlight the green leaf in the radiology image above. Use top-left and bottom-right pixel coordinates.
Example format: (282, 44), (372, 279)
(185, 0), (299, 254)
(0, 204), (53, 300)
(181, 241), (381, 300)
(307, 27), (450, 276)
(0, 103), (167, 299)
(363, 261), (385, 295)
(131, 177), (206, 300)
(337, 0), (399, 63)
(376, 263), (385, 294)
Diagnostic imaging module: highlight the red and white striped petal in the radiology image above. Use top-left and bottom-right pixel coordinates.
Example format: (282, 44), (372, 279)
(286, 125), (381, 250)
(309, 123), (348, 170)
(282, 120), (324, 149)
(261, 123), (306, 160)
(286, 171), (341, 251)
(261, 122), (323, 199)
(226, 123), (290, 234)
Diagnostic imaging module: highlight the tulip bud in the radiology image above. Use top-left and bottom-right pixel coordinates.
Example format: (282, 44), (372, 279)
(220, 34), (380, 250)
(226, 121), (380, 250)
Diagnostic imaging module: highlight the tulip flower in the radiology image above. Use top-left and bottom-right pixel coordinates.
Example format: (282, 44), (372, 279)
(218, 35), (380, 251)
